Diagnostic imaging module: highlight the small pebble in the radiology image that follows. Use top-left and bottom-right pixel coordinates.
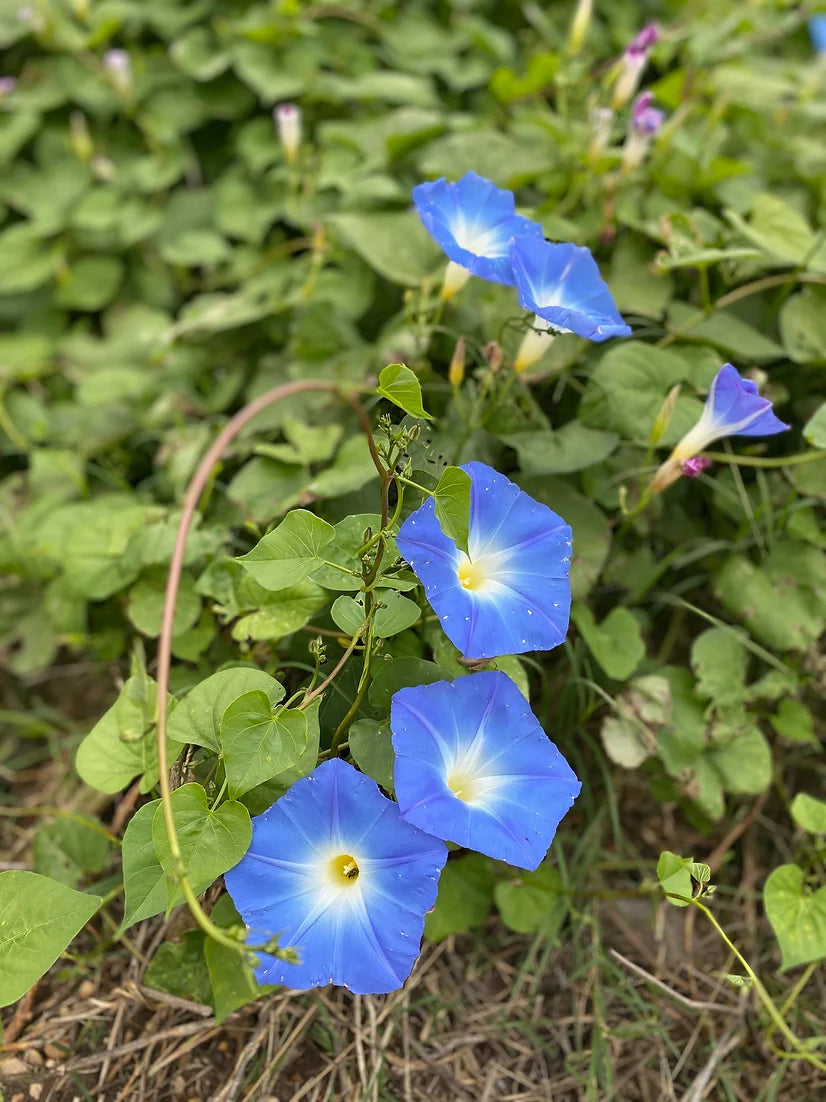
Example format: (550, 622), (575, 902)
(0, 1057), (28, 1076)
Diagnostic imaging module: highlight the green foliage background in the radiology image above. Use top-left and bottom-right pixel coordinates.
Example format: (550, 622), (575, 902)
(2, 0), (826, 1049)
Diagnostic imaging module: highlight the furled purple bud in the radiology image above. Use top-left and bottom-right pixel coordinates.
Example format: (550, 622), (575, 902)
(681, 456), (713, 478)
(623, 92), (666, 171)
(0, 76), (17, 96)
(612, 23), (660, 108)
(631, 91), (665, 135)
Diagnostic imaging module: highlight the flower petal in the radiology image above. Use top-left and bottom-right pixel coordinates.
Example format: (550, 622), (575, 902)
(510, 238), (631, 341)
(224, 759), (447, 994)
(392, 672), (581, 871)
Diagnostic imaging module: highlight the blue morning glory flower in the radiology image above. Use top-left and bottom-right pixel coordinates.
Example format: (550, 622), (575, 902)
(391, 671), (581, 871)
(651, 362), (789, 491)
(224, 759), (447, 995)
(510, 237), (632, 342)
(809, 16), (826, 53)
(413, 172), (542, 294)
(395, 461), (572, 659)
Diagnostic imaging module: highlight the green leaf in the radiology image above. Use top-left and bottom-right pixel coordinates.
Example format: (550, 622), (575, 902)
(241, 698), (322, 817)
(55, 255), (124, 311)
(803, 403), (826, 448)
(144, 931), (212, 1006)
(377, 363), (432, 419)
(780, 289), (826, 363)
(75, 674), (184, 795)
(152, 784), (252, 911)
(600, 675), (670, 769)
(368, 658), (447, 710)
(790, 794), (826, 834)
(771, 699), (816, 744)
(494, 864), (567, 936)
(657, 851), (693, 908)
(729, 193), (819, 267)
(500, 424), (619, 475)
(764, 864), (826, 970)
(120, 801), (168, 932)
(219, 692), (308, 800)
(424, 854), (494, 942)
(707, 725), (772, 796)
(231, 580), (329, 643)
(167, 668), (286, 752)
(236, 510), (336, 592)
(579, 340), (704, 447)
(127, 573), (201, 639)
(0, 872), (101, 1007)
(331, 591), (420, 639)
(690, 628), (748, 709)
(204, 938), (261, 1023)
(666, 302), (783, 361)
(432, 465), (471, 555)
(349, 719), (395, 791)
(572, 605), (645, 681)
(328, 211), (442, 286)
(32, 816), (110, 888)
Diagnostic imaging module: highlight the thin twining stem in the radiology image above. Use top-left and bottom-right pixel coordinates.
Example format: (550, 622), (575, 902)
(154, 378), (374, 951)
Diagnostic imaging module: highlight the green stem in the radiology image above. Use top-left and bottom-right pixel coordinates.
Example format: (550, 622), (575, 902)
(668, 893), (826, 1072)
(210, 777), (228, 810)
(330, 617), (375, 755)
(702, 448), (826, 468)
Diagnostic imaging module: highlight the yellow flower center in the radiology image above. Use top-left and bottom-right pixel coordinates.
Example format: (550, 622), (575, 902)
(457, 554), (489, 592)
(329, 853), (360, 885)
(447, 770), (482, 803)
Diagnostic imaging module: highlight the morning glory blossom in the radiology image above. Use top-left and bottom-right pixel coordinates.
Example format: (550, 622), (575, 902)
(650, 363), (789, 492)
(391, 672), (581, 870)
(809, 16), (826, 54)
(412, 172), (542, 298)
(509, 238), (631, 370)
(224, 759), (447, 995)
(395, 461), (572, 660)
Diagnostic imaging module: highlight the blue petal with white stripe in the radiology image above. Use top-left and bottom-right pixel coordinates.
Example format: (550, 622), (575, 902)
(391, 671), (581, 871)
(224, 759), (447, 995)
(510, 237), (631, 341)
(413, 172), (542, 285)
(395, 461), (572, 660)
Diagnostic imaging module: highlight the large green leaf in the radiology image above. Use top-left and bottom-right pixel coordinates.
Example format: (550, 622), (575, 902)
(0, 872), (101, 1007)
(236, 510), (336, 592)
(764, 864), (826, 970)
(120, 801), (168, 932)
(572, 605), (645, 681)
(377, 363), (432, 419)
(167, 668), (285, 752)
(328, 211), (442, 286)
(432, 465), (471, 555)
(152, 784), (252, 911)
(219, 692), (308, 799)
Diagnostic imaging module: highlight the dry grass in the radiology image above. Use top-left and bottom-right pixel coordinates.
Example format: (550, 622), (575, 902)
(3, 678), (826, 1101)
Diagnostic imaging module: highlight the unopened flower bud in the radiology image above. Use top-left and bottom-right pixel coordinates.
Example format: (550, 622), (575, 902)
(588, 106), (614, 160)
(568, 0), (593, 56)
(103, 48), (131, 93)
(440, 259), (471, 301)
(483, 340), (503, 373)
(274, 102), (301, 164)
(69, 111), (93, 162)
(649, 382), (681, 446)
(449, 335), (466, 387)
(612, 23), (659, 109)
(0, 76), (17, 96)
(513, 318), (554, 374)
(623, 91), (665, 172)
(682, 456), (713, 478)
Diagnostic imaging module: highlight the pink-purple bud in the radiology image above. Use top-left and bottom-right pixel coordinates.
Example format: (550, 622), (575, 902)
(631, 91), (665, 135)
(0, 76), (17, 95)
(613, 23), (660, 108)
(681, 456), (713, 478)
(627, 23), (660, 56)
